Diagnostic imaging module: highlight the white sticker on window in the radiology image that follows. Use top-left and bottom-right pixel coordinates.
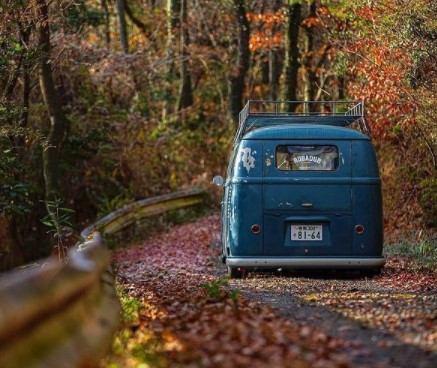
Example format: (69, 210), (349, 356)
(293, 155), (322, 164)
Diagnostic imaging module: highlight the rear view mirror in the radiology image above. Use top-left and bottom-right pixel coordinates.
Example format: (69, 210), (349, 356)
(213, 175), (224, 186)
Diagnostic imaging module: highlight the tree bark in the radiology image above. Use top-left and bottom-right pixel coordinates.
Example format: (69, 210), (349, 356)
(101, 0), (111, 46)
(115, 0), (129, 53)
(304, 1), (318, 112)
(281, 1), (302, 111)
(337, 74), (345, 100)
(124, 0), (148, 34)
(0, 215), (24, 271)
(162, 0), (180, 119)
(1, 35), (24, 125)
(268, 0), (282, 101)
(176, 0), (193, 111)
(228, 0), (250, 122)
(17, 22), (33, 149)
(19, 63), (31, 134)
(36, 0), (70, 204)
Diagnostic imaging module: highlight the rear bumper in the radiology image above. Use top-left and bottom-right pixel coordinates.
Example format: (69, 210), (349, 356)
(226, 256), (385, 269)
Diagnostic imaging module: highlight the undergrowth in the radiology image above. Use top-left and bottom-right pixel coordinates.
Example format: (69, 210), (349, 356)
(104, 276), (242, 367)
(384, 230), (437, 271)
(201, 277), (240, 302)
(102, 285), (167, 368)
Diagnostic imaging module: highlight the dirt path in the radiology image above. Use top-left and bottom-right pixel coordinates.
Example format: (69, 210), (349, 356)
(109, 215), (437, 368)
(227, 267), (437, 368)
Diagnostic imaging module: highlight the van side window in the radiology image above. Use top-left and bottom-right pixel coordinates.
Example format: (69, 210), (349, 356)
(276, 145), (339, 171)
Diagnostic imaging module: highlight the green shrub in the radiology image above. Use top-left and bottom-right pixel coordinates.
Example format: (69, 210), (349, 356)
(202, 277), (240, 302)
(419, 178), (437, 227)
(385, 230), (437, 270)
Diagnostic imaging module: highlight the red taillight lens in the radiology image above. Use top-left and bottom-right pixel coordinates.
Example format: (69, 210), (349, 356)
(355, 225), (365, 234)
(251, 224), (261, 234)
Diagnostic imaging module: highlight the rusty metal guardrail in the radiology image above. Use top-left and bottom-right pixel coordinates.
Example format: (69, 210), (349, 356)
(81, 187), (207, 239)
(0, 187), (206, 368)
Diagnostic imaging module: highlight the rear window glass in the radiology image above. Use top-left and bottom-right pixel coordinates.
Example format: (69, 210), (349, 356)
(276, 145), (338, 171)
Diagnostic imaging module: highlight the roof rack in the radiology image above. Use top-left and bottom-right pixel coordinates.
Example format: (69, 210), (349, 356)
(234, 100), (371, 144)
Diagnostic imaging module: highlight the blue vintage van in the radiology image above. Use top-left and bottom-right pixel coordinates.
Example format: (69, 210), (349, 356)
(214, 100), (385, 278)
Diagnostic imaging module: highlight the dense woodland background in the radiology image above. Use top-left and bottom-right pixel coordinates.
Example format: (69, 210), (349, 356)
(0, 0), (436, 270)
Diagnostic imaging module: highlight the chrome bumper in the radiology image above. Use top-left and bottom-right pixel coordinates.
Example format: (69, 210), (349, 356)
(226, 257), (385, 268)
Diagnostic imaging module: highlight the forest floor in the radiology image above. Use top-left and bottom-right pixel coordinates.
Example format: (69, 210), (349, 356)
(106, 214), (437, 368)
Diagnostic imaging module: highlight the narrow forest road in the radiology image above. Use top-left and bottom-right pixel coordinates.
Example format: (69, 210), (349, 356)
(230, 260), (437, 368)
(109, 215), (436, 368)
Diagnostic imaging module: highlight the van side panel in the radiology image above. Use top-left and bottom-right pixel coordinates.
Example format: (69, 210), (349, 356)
(352, 185), (383, 256)
(351, 141), (383, 256)
(227, 141), (263, 256)
(352, 140), (380, 177)
(228, 184), (263, 256)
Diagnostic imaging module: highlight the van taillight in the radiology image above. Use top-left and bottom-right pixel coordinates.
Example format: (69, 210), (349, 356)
(251, 224), (261, 234)
(355, 225), (365, 234)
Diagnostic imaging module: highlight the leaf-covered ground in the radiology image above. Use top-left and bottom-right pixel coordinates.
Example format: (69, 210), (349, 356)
(233, 256), (437, 368)
(106, 215), (436, 368)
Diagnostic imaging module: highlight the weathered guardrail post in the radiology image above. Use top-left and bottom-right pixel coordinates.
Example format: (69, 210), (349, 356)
(0, 232), (120, 368)
(81, 187), (206, 238)
(0, 187), (207, 367)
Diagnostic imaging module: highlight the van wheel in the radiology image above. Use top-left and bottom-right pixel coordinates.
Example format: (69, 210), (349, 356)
(228, 266), (245, 279)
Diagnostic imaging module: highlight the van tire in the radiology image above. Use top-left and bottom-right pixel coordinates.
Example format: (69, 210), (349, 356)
(228, 266), (245, 279)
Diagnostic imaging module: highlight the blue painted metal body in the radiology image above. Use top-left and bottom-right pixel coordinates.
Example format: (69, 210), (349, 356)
(221, 101), (384, 272)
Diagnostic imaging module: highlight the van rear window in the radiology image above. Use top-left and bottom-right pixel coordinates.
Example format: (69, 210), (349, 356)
(276, 145), (338, 171)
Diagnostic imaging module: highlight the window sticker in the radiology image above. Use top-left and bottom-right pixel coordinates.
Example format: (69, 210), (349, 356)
(276, 145), (338, 171)
(241, 147), (256, 173)
(293, 155), (322, 165)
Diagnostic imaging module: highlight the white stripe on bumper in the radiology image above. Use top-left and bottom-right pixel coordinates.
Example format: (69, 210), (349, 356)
(226, 257), (385, 268)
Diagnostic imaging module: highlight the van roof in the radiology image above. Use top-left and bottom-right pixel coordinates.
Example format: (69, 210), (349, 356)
(234, 100), (371, 144)
(242, 124), (370, 140)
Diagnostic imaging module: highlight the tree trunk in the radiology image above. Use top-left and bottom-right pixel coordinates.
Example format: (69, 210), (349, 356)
(17, 22), (32, 150)
(177, 0), (193, 111)
(304, 1), (318, 112)
(36, 0), (70, 204)
(268, 0), (282, 101)
(269, 49), (282, 101)
(1, 40), (23, 125)
(101, 0), (111, 46)
(337, 75), (346, 100)
(228, 0), (250, 122)
(0, 215), (24, 271)
(115, 0), (129, 53)
(125, 0), (148, 34)
(281, 1), (302, 111)
(19, 64), (31, 137)
(162, 0), (180, 119)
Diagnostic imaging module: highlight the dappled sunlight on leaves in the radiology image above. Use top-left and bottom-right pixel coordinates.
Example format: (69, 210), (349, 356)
(105, 215), (437, 368)
(301, 291), (436, 352)
(107, 215), (354, 367)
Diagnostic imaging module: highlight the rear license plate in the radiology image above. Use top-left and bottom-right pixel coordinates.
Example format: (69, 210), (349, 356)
(291, 224), (322, 241)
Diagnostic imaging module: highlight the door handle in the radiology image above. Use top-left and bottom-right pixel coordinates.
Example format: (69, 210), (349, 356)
(302, 203), (313, 208)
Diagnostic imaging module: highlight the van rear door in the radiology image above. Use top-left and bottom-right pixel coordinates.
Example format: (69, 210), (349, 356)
(262, 140), (353, 257)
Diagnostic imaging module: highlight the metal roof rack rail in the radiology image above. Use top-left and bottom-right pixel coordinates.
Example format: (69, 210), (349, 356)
(234, 100), (371, 144)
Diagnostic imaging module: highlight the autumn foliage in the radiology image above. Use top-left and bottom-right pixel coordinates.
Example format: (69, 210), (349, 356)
(0, 0), (436, 266)
(343, 5), (415, 138)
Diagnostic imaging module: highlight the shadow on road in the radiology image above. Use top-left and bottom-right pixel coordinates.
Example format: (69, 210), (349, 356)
(222, 265), (437, 368)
